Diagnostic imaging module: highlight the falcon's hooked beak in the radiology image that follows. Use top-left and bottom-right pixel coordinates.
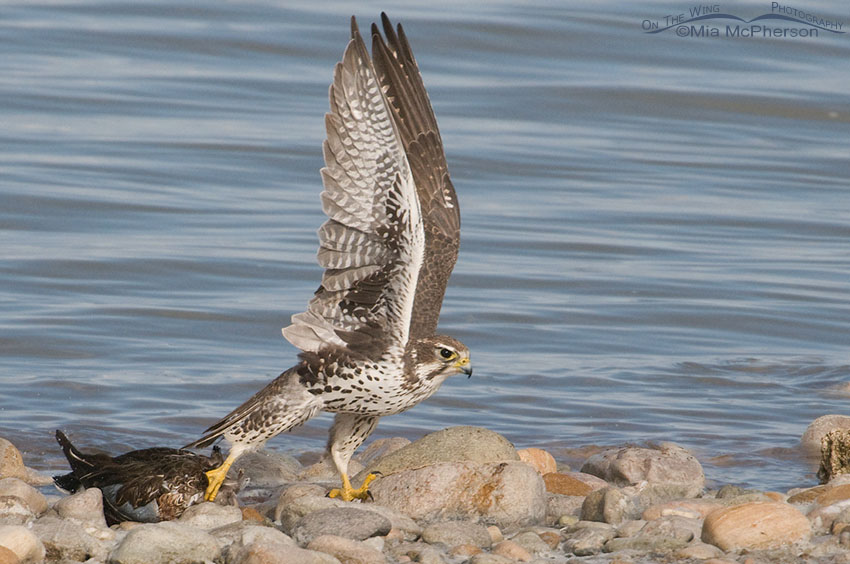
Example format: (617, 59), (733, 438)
(455, 357), (473, 378)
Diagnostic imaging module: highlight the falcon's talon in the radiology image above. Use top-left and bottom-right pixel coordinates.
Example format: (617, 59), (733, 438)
(328, 472), (378, 502)
(203, 453), (236, 502)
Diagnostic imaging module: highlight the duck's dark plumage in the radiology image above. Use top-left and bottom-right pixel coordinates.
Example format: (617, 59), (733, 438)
(53, 430), (226, 524)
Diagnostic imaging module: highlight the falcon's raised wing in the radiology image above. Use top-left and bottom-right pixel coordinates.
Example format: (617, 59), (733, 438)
(282, 16), (425, 357)
(371, 13), (461, 341)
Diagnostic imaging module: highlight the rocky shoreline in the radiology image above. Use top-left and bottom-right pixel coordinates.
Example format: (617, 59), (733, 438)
(2, 417), (850, 564)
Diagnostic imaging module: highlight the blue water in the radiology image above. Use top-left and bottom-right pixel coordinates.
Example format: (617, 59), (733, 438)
(2, 1), (849, 492)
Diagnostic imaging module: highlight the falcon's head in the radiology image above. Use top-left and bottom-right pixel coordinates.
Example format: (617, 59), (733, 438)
(410, 335), (472, 382)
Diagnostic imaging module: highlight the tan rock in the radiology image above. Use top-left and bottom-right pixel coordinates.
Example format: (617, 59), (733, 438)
(674, 541), (723, 560)
(486, 525), (503, 544)
(817, 484), (850, 505)
(801, 415), (850, 455)
(537, 530), (560, 549)
(449, 544), (482, 558)
(0, 545), (18, 564)
(543, 473), (591, 496)
(491, 540), (532, 562)
(368, 461), (546, 528)
(701, 501), (811, 551)
(0, 525), (45, 563)
(354, 426), (519, 483)
(242, 507), (265, 523)
(517, 448), (557, 475)
(0, 441), (26, 482)
(787, 485), (828, 504)
(0, 479), (46, 516)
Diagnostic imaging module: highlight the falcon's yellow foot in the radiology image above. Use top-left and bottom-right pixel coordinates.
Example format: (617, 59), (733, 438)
(328, 473), (378, 501)
(203, 453), (236, 502)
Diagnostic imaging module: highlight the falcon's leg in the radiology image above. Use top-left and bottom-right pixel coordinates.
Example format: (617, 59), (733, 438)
(203, 448), (240, 502)
(326, 413), (379, 501)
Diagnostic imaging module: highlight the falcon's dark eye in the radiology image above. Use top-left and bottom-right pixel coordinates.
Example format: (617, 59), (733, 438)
(439, 348), (455, 360)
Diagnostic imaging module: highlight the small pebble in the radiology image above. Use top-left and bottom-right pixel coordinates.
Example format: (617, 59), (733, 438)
(486, 525), (503, 544)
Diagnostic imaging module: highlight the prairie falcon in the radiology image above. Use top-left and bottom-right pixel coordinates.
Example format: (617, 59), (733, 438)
(185, 13), (470, 501)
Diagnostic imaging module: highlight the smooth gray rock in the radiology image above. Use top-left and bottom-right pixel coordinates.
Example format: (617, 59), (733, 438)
(292, 507), (391, 546)
(178, 501), (242, 530)
(420, 520), (492, 548)
(369, 461), (545, 527)
(275, 491), (347, 533)
(355, 504), (421, 541)
(107, 521), (221, 564)
(31, 514), (109, 561)
(603, 515), (697, 553)
(54, 487), (107, 528)
(581, 443), (704, 498)
(233, 450), (302, 488)
(354, 426), (519, 483)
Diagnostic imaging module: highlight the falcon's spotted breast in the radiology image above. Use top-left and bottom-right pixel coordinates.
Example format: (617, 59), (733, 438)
(184, 13), (471, 502)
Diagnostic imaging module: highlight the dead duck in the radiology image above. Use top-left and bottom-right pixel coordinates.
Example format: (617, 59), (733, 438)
(53, 430), (233, 524)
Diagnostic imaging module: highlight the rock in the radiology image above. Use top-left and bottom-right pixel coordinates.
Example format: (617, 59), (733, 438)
(368, 461), (545, 527)
(233, 450), (302, 488)
(491, 540), (532, 562)
(53, 487), (107, 528)
(31, 515), (109, 561)
(819, 430), (850, 483)
(211, 520), (295, 550)
(546, 494), (584, 524)
(353, 504), (421, 541)
(0, 525), (45, 563)
(470, 554), (512, 564)
(701, 501), (812, 551)
(354, 426), (519, 483)
(448, 543), (482, 559)
(300, 456), (364, 484)
(107, 521), (222, 564)
(517, 449), (557, 475)
(486, 525), (503, 544)
(0, 442), (26, 482)
(0, 545), (18, 564)
(580, 443), (704, 498)
(543, 473), (595, 496)
(643, 499), (724, 521)
(802, 415), (850, 455)
(0, 497), (35, 526)
(218, 523), (338, 564)
(292, 507), (391, 545)
(307, 534), (386, 564)
(537, 530), (560, 549)
(235, 541), (340, 564)
(509, 531), (551, 555)
(275, 490), (346, 532)
(357, 438), (411, 467)
(674, 541), (724, 560)
(178, 501), (242, 530)
(605, 515), (698, 553)
(420, 521), (492, 548)
(562, 522), (616, 556)
(581, 481), (706, 525)
(0, 480), (46, 516)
